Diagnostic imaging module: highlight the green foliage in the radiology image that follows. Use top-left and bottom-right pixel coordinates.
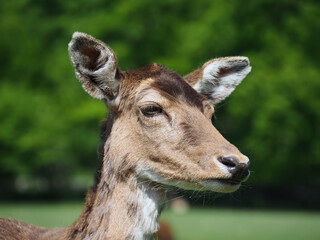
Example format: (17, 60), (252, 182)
(0, 0), (319, 194)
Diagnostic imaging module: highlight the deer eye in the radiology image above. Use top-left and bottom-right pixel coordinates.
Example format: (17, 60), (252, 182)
(140, 105), (163, 117)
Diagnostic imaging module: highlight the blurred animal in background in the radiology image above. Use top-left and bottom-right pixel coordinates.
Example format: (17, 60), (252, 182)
(170, 198), (190, 214)
(155, 221), (175, 240)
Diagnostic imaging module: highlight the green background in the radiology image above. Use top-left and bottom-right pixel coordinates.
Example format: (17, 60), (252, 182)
(1, 0), (320, 239)
(0, 0), (319, 207)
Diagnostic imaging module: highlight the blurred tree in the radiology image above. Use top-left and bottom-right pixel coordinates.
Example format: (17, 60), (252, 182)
(0, 0), (319, 199)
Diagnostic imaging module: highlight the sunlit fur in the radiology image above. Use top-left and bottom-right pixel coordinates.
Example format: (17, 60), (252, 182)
(0, 32), (251, 240)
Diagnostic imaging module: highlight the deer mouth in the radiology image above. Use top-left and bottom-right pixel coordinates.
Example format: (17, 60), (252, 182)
(137, 166), (250, 193)
(200, 172), (250, 193)
(218, 178), (242, 185)
(199, 179), (241, 193)
(217, 170), (250, 185)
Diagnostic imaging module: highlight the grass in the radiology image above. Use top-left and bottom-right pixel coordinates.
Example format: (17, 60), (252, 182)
(162, 208), (320, 240)
(0, 202), (319, 240)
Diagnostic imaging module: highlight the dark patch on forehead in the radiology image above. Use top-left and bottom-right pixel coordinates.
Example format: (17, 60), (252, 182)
(150, 65), (204, 111)
(121, 64), (204, 112)
(124, 63), (162, 81)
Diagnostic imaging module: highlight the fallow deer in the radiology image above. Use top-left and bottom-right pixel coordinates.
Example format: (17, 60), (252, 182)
(0, 32), (251, 240)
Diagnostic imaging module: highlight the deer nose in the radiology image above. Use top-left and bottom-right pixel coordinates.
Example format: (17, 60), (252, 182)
(218, 156), (250, 181)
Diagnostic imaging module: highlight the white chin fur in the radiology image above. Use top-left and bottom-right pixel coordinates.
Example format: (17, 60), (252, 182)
(199, 180), (241, 193)
(136, 168), (240, 193)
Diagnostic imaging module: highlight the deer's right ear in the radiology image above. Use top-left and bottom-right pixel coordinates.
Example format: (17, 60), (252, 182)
(68, 32), (120, 100)
(184, 57), (251, 105)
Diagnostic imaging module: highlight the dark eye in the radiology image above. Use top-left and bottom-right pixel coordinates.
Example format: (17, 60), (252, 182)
(140, 105), (163, 117)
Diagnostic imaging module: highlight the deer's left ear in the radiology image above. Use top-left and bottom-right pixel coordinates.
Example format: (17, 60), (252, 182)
(184, 57), (251, 104)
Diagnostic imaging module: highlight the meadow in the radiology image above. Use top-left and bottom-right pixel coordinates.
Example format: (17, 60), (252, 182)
(0, 202), (319, 240)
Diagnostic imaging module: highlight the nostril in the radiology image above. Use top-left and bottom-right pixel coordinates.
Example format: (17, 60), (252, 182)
(217, 156), (239, 169)
(218, 156), (250, 182)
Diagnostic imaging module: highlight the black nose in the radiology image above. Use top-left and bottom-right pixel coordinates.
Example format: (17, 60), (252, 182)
(218, 156), (250, 181)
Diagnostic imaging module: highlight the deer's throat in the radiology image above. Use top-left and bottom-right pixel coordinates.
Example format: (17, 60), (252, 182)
(123, 180), (166, 240)
(75, 152), (166, 240)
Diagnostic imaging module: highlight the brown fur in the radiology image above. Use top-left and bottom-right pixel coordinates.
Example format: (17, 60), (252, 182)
(0, 33), (251, 240)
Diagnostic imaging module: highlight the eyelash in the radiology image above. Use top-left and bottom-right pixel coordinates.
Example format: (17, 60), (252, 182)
(140, 105), (163, 117)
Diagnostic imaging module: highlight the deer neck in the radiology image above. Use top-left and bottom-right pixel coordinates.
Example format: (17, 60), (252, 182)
(68, 140), (166, 240)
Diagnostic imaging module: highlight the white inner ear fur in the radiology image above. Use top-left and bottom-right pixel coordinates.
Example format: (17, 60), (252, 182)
(68, 32), (119, 99)
(194, 57), (251, 104)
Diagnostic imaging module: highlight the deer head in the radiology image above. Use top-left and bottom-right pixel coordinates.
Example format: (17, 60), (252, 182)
(68, 32), (251, 193)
